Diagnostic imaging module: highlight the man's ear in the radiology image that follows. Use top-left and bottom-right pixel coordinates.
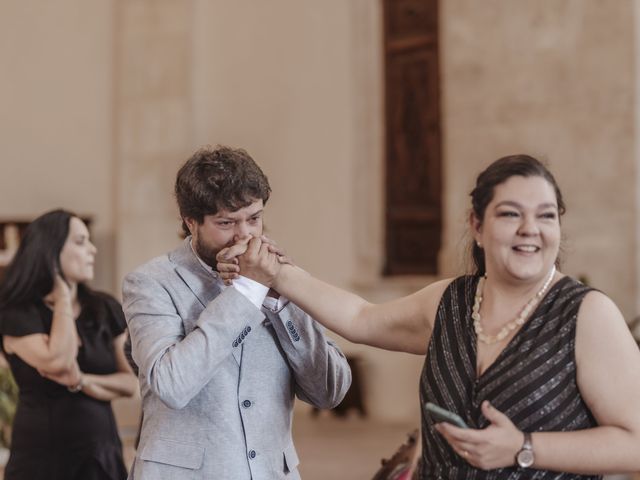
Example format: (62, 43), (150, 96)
(184, 217), (197, 236)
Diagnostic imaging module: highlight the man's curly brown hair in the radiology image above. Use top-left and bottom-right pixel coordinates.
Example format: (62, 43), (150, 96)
(175, 146), (271, 236)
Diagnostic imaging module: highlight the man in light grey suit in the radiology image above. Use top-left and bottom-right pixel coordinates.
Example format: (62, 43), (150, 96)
(122, 146), (351, 479)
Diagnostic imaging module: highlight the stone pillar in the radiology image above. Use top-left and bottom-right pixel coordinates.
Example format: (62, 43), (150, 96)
(114, 0), (195, 286)
(113, 0), (194, 430)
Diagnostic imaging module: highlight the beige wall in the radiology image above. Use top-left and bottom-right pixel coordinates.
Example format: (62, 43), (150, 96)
(2, 0), (639, 426)
(191, 0), (359, 287)
(440, 0), (638, 319)
(0, 1), (116, 291)
(114, 0), (195, 286)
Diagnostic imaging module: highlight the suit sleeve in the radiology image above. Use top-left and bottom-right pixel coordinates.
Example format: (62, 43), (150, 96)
(265, 302), (352, 409)
(123, 270), (265, 409)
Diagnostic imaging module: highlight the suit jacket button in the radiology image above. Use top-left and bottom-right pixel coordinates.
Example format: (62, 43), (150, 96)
(242, 399), (252, 408)
(247, 326), (251, 332)
(233, 340), (238, 347)
(249, 450), (256, 459)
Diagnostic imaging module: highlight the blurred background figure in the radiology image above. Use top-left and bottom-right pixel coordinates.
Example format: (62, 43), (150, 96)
(0, 209), (136, 480)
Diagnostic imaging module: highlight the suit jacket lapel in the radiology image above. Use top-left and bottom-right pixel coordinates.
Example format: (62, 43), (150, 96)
(170, 238), (221, 307)
(169, 239), (242, 365)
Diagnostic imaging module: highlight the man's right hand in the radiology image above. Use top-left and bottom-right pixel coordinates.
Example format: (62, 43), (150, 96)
(217, 235), (293, 285)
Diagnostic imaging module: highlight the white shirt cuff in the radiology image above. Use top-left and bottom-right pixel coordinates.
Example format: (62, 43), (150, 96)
(263, 294), (290, 313)
(232, 276), (269, 311)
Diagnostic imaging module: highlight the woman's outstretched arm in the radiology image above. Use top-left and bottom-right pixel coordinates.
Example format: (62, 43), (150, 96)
(218, 236), (451, 354)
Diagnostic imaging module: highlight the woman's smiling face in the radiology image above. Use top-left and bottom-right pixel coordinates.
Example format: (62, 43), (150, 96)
(472, 175), (561, 284)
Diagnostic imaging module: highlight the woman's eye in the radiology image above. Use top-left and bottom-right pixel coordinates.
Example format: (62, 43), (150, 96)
(498, 211), (519, 217)
(540, 212), (557, 220)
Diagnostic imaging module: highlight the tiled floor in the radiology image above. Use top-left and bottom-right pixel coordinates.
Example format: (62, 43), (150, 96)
(119, 412), (415, 479)
(293, 413), (417, 479)
(2, 413), (639, 479)
(123, 412), (639, 480)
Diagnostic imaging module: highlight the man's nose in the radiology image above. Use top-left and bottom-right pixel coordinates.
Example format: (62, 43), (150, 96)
(235, 222), (250, 238)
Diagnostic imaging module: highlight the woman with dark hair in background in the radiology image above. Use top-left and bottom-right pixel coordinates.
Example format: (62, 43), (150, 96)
(218, 155), (640, 478)
(0, 209), (136, 480)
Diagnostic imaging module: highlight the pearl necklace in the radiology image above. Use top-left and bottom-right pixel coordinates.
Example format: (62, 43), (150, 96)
(472, 265), (556, 345)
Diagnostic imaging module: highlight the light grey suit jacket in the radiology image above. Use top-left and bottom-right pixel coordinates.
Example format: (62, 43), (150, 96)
(123, 238), (351, 480)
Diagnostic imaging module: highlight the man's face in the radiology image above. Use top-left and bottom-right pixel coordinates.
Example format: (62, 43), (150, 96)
(186, 199), (264, 268)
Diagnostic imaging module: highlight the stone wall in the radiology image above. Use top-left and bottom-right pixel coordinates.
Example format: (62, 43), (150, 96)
(1, 0), (637, 426)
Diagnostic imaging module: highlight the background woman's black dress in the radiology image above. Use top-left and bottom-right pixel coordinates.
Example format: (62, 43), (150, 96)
(0, 289), (128, 480)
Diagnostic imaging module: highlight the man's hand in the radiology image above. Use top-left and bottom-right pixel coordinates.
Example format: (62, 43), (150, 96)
(217, 235), (294, 285)
(434, 401), (524, 470)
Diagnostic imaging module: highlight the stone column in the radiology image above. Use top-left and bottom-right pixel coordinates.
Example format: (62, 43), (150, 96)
(112, 0), (194, 430)
(114, 0), (195, 286)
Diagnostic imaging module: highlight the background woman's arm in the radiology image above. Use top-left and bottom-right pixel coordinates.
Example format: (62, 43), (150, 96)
(41, 333), (137, 400)
(3, 276), (79, 373)
(80, 333), (137, 401)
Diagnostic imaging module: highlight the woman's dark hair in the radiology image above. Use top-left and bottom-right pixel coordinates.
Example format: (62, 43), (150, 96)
(0, 209), (78, 307)
(469, 154), (566, 275)
(175, 145), (271, 236)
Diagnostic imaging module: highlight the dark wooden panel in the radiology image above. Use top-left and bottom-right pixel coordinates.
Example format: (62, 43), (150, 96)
(386, 49), (440, 207)
(384, 0), (438, 42)
(383, 0), (441, 276)
(385, 220), (440, 275)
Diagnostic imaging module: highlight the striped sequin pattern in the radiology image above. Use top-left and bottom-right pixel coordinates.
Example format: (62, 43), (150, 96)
(419, 275), (601, 479)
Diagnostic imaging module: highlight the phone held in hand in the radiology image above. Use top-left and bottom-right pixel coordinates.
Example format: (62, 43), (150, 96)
(425, 402), (468, 429)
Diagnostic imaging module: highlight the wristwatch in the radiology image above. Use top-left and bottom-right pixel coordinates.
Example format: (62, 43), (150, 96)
(516, 432), (534, 468)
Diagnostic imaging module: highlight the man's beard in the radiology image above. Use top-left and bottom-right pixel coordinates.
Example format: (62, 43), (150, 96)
(194, 235), (223, 271)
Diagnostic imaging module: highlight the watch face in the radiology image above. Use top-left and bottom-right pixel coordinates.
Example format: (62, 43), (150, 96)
(517, 449), (534, 468)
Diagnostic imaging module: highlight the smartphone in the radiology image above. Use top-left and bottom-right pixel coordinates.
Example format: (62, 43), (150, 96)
(425, 402), (468, 429)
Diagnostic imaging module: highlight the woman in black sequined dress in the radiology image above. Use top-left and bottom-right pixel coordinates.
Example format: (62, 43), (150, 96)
(218, 155), (640, 478)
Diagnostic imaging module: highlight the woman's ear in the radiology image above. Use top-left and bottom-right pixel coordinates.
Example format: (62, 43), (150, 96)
(469, 212), (482, 245)
(53, 258), (70, 286)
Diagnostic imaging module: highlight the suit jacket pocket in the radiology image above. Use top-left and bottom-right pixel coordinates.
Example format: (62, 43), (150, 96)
(140, 438), (205, 470)
(283, 442), (300, 473)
